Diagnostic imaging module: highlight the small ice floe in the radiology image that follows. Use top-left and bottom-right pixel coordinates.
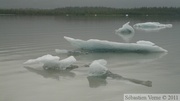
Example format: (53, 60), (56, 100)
(133, 22), (172, 31)
(115, 22), (135, 42)
(24, 54), (77, 70)
(64, 36), (167, 53)
(88, 59), (108, 77)
(87, 59), (152, 88)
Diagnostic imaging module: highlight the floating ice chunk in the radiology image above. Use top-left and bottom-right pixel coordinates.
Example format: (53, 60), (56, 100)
(94, 59), (107, 66)
(84, 59), (107, 68)
(134, 22), (172, 31)
(88, 59), (108, 76)
(134, 22), (173, 28)
(115, 22), (135, 34)
(64, 36), (167, 53)
(115, 22), (135, 42)
(23, 54), (60, 65)
(58, 56), (76, 70)
(134, 27), (166, 32)
(24, 55), (76, 70)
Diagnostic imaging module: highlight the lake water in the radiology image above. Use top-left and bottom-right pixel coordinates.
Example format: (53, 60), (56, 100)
(0, 16), (180, 101)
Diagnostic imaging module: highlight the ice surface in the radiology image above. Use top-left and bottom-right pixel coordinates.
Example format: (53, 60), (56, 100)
(115, 22), (135, 42)
(88, 59), (108, 76)
(24, 55), (76, 70)
(23, 54), (60, 65)
(64, 36), (167, 53)
(133, 22), (172, 31)
(136, 40), (155, 46)
(94, 59), (107, 66)
(58, 56), (77, 70)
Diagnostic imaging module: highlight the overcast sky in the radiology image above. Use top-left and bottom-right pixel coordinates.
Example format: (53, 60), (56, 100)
(0, 0), (180, 9)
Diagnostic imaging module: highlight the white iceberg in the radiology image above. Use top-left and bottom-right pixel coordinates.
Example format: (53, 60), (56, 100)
(24, 54), (77, 70)
(64, 36), (167, 53)
(88, 59), (108, 76)
(115, 22), (135, 42)
(133, 22), (172, 31)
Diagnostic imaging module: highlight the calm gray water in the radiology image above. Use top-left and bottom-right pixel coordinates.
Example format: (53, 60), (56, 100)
(0, 16), (180, 101)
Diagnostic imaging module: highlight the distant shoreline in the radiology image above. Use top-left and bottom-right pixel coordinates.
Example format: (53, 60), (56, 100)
(0, 7), (180, 16)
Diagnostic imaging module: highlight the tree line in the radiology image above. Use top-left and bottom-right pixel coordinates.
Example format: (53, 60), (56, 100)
(0, 7), (180, 16)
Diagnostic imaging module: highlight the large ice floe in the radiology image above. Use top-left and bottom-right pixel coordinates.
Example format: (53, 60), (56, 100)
(24, 54), (77, 70)
(64, 36), (167, 53)
(133, 22), (172, 31)
(115, 22), (135, 42)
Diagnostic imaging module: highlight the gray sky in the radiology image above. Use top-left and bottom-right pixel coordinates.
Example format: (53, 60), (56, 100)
(0, 0), (180, 9)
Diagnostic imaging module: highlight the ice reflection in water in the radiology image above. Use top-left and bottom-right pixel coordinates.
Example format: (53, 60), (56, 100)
(87, 76), (107, 88)
(115, 30), (135, 42)
(87, 74), (152, 88)
(24, 66), (76, 81)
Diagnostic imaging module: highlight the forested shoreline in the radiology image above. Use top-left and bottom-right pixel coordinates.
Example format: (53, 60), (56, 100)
(0, 7), (180, 16)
